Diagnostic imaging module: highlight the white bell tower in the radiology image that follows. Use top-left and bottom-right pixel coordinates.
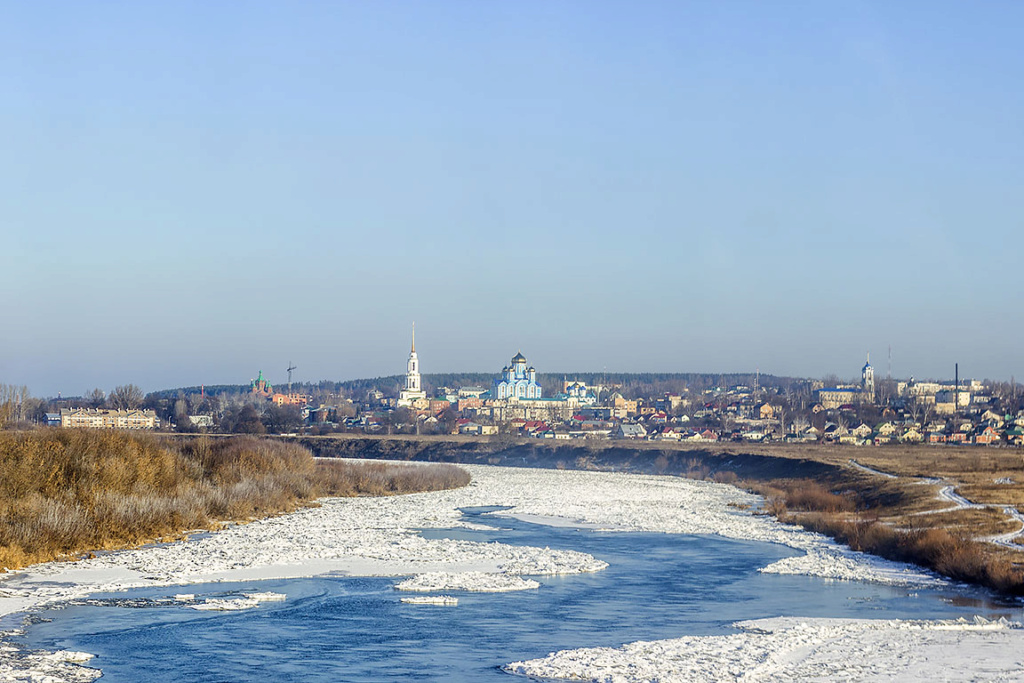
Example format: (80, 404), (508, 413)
(398, 323), (427, 406)
(862, 353), (875, 403)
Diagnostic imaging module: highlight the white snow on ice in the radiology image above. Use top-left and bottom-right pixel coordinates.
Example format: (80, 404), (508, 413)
(506, 616), (1024, 682)
(396, 572), (540, 593)
(0, 463), (1014, 682)
(400, 595), (458, 605)
(190, 597), (261, 611)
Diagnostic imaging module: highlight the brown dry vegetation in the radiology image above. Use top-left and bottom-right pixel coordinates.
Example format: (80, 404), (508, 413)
(0, 430), (470, 571)
(748, 474), (1024, 595)
(661, 441), (1024, 594)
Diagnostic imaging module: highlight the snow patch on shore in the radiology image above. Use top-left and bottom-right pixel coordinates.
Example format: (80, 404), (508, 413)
(506, 616), (1024, 682)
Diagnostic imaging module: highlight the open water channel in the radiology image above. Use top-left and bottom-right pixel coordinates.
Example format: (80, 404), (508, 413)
(15, 508), (1022, 682)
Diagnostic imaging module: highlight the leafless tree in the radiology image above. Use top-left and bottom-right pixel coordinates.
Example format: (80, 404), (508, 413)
(85, 388), (106, 408)
(792, 415), (810, 433)
(108, 384), (144, 410)
(0, 384), (30, 428)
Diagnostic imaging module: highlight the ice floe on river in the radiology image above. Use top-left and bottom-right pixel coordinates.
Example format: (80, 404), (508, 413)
(0, 634), (100, 683)
(396, 571), (540, 593)
(506, 616), (1024, 682)
(0, 463), (1006, 681)
(399, 595), (458, 605)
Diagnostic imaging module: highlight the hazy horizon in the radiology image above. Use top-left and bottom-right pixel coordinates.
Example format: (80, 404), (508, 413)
(5, 2), (1022, 398)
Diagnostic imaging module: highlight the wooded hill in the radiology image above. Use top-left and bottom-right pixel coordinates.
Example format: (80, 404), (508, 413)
(150, 372), (809, 401)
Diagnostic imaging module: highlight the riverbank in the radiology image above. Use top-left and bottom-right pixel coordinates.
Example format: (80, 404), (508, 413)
(0, 431), (469, 571)
(1, 463), (955, 681)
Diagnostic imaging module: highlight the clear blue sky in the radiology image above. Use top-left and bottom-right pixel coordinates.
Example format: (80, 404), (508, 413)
(3, 1), (1022, 397)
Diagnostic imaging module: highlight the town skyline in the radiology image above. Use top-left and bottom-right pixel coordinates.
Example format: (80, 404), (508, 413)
(12, 330), (1016, 401)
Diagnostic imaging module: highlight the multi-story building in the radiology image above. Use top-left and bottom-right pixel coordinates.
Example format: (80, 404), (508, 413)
(813, 387), (864, 410)
(489, 396), (579, 422)
(814, 354), (875, 409)
(60, 408), (159, 430)
(934, 389), (971, 415)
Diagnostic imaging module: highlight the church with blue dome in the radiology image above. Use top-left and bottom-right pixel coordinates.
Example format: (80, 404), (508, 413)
(494, 351), (543, 400)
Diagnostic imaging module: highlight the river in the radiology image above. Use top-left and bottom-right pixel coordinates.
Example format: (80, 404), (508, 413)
(15, 507), (1019, 682)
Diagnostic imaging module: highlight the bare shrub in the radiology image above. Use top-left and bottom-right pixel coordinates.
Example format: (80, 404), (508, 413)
(782, 481), (856, 514)
(315, 460), (469, 497)
(765, 496), (788, 518)
(713, 471), (738, 485)
(772, 504), (1024, 595)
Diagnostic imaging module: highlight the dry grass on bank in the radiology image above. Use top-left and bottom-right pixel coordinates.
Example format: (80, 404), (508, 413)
(0, 430), (470, 571)
(316, 458), (470, 497)
(751, 477), (1024, 595)
(659, 440), (1024, 594)
(725, 442), (1024, 508)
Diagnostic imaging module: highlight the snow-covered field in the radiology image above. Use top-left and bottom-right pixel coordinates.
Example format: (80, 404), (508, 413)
(1, 463), (1021, 682)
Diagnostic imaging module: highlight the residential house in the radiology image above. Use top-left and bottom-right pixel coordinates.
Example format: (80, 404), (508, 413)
(457, 421), (498, 436)
(875, 422), (897, 437)
(900, 428), (924, 443)
(980, 410), (1005, 427)
(851, 423), (873, 439)
(697, 428), (719, 441)
(608, 393), (639, 418)
(615, 423), (647, 440)
(974, 426), (1001, 445)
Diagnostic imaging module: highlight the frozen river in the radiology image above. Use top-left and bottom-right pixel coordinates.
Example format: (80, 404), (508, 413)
(3, 464), (1024, 681)
(13, 507), (1022, 682)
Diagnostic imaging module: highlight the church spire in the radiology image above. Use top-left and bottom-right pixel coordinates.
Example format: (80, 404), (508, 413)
(411, 322), (416, 353)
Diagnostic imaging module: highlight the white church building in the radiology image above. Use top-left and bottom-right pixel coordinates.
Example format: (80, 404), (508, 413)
(493, 351), (543, 400)
(397, 324), (427, 407)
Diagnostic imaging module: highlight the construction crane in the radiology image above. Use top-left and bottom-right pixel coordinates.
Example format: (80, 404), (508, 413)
(286, 362), (297, 393)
